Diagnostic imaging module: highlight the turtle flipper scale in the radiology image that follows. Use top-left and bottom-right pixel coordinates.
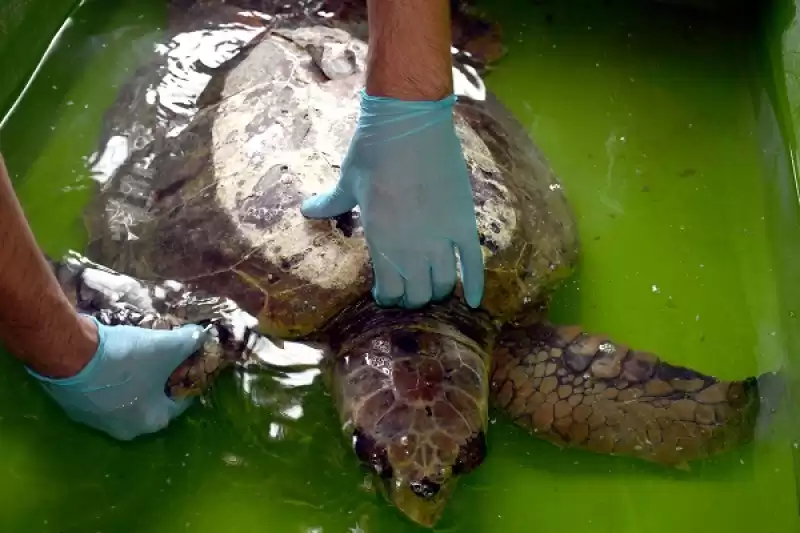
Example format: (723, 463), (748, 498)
(490, 323), (781, 468)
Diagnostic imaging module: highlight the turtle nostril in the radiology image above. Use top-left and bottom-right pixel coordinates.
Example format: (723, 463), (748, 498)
(409, 479), (441, 499)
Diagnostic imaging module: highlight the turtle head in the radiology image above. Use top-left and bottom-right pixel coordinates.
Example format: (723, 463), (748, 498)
(331, 317), (491, 527)
(352, 425), (487, 527)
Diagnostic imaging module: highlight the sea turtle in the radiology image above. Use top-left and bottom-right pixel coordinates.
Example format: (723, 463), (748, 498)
(55, 2), (779, 528)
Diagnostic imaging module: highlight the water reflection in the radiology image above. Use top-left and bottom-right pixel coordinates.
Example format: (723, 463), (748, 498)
(89, 12), (273, 184)
(152, 20), (273, 136)
(247, 335), (325, 369)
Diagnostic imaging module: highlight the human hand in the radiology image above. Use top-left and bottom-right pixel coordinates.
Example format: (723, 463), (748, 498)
(27, 316), (208, 441)
(301, 90), (484, 309)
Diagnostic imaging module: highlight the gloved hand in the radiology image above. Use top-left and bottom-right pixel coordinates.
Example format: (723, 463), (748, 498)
(26, 316), (207, 441)
(301, 90), (484, 309)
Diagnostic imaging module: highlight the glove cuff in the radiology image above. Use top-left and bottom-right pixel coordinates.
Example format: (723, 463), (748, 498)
(359, 88), (457, 114)
(25, 315), (107, 386)
(356, 89), (458, 142)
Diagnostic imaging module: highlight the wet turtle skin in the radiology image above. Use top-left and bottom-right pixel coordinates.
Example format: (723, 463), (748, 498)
(76, 4), (779, 528)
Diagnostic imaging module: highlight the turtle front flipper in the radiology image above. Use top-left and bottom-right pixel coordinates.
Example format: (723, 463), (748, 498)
(47, 250), (257, 399)
(490, 323), (781, 469)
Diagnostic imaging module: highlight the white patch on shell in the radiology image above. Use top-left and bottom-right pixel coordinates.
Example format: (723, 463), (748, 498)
(212, 32), (370, 290)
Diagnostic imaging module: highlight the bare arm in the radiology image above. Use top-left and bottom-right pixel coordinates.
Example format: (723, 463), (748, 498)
(366, 0), (453, 101)
(0, 153), (97, 378)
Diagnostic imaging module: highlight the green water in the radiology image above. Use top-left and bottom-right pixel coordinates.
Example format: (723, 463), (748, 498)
(1, 0), (799, 531)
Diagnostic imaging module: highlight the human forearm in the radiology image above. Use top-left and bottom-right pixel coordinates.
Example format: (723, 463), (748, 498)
(366, 0), (453, 101)
(0, 154), (97, 378)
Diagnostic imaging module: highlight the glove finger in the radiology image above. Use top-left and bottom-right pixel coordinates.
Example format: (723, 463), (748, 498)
(300, 186), (357, 219)
(429, 242), (458, 302)
(456, 236), (485, 308)
(371, 252), (404, 307)
(399, 257), (433, 310)
(148, 324), (209, 383)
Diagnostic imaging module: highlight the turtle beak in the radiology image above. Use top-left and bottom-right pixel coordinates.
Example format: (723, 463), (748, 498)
(382, 476), (457, 527)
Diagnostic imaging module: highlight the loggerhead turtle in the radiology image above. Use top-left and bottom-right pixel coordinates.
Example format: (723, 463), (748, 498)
(58, 2), (778, 527)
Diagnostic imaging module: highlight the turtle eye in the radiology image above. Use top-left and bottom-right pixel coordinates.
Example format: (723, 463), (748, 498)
(452, 431), (487, 475)
(352, 428), (393, 479)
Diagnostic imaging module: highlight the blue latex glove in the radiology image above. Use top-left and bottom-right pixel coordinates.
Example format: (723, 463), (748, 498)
(26, 316), (207, 441)
(301, 90), (484, 309)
